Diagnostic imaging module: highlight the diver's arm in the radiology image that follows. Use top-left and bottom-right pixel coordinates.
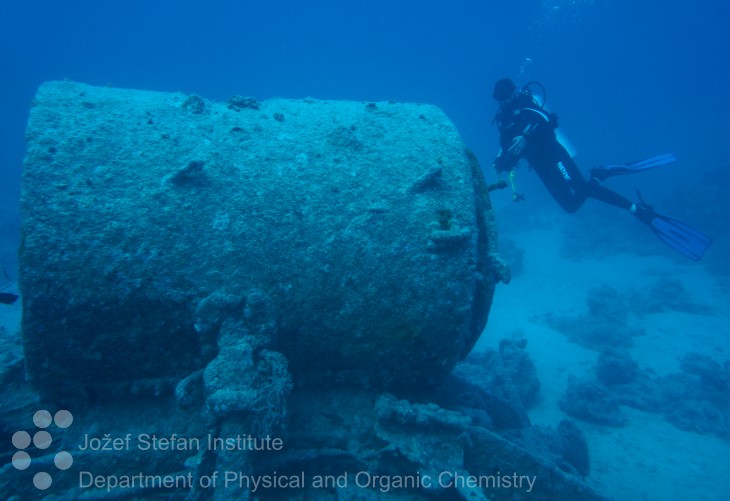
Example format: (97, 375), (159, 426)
(493, 121), (521, 173)
(498, 107), (554, 162)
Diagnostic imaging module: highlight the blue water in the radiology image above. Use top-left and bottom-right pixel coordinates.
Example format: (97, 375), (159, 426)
(3, 0), (726, 269)
(3, 1), (729, 200)
(2, 1), (730, 499)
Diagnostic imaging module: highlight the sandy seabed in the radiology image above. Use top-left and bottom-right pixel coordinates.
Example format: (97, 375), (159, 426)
(479, 223), (730, 501)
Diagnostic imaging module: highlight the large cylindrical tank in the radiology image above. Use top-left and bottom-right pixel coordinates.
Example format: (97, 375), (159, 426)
(20, 81), (503, 398)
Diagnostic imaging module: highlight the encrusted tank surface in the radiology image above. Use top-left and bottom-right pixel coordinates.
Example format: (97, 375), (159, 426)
(1, 81), (616, 501)
(20, 80), (503, 397)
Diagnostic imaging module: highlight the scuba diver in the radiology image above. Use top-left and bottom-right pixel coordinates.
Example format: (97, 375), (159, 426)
(491, 78), (711, 261)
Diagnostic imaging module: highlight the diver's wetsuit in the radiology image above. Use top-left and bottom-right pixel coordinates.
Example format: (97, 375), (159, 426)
(493, 93), (632, 213)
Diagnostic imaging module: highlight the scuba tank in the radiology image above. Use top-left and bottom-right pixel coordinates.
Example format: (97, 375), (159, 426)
(521, 81), (576, 157)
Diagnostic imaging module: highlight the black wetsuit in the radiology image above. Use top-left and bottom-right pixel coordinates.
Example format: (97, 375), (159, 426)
(493, 93), (632, 213)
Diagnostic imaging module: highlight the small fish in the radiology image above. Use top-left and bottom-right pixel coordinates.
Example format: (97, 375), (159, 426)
(0, 292), (18, 305)
(1, 267), (18, 304)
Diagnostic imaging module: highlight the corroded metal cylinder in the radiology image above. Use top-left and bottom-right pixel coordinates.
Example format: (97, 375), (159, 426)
(20, 81), (503, 398)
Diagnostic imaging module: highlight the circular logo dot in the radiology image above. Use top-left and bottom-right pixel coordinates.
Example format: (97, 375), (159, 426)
(12, 430), (32, 449)
(12, 451), (31, 470)
(54, 410), (73, 428)
(33, 410), (53, 429)
(54, 451), (73, 470)
(33, 430), (52, 449)
(33, 472), (52, 490)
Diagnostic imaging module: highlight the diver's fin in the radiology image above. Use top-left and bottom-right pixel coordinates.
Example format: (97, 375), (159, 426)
(591, 153), (676, 181)
(646, 213), (712, 261)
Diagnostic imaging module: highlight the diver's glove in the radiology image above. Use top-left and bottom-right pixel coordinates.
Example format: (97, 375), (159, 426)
(493, 149), (515, 173)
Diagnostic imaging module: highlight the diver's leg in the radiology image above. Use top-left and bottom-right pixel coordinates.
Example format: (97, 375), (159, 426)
(557, 146), (634, 211)
(532, 143), (588, 213)
(585, 182), (633, 210)
(532, 159), (585, 213)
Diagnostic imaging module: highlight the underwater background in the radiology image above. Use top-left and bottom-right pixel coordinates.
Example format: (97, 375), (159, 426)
(2, 0), (730, 269)
(2, 0), (730, 499)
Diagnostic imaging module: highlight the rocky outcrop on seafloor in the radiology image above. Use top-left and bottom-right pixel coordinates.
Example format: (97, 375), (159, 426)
(560, 348), (730, 440)
(3, 81), (611, 500)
